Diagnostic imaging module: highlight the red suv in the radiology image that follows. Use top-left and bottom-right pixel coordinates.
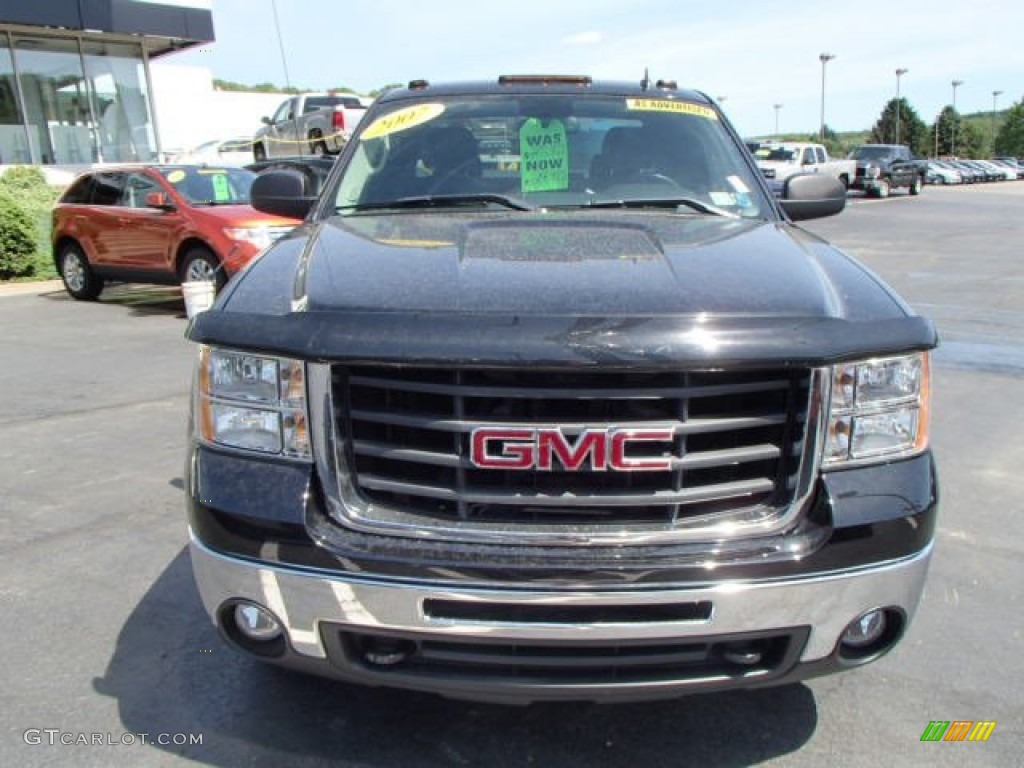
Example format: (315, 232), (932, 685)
(52, 165), (298, 300)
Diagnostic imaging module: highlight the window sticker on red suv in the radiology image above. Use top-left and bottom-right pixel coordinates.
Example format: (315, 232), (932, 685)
(211, 174), (231, 202)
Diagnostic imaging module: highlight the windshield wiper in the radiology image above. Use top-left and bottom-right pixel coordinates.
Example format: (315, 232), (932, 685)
(582, 197), (738, 218)
(339, 194), (535, 212)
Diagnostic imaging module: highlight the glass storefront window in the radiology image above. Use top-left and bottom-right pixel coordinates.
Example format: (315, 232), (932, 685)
(5, 35), (156, 165)
(13, 36), (92, 164)
(0, 33), (31, 164)
(81, 40), (156, 163)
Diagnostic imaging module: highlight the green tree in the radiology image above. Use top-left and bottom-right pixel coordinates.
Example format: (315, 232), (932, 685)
(369, 82), (404, 98)
(870, 98), (929, 155)
(805, 124), (844, 156)
(994, 101), (1024, 156)
(931, 106), (984, 157)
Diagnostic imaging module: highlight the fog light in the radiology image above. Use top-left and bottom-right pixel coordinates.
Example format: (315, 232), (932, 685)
(234, 603), (282, 641)
(361, 637), (417, 667)
(841, 609), (886, 649)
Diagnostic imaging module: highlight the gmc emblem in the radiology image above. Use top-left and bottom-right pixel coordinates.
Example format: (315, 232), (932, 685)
(470, 427), (675, 472)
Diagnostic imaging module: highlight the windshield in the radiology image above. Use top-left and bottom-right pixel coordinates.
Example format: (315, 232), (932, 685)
(305, 96), (365, 112)
(333, 94), (768, 218)
(755, 146), (798, 162)
(159, 167), (256, 205)
(850, 146), (893, 161)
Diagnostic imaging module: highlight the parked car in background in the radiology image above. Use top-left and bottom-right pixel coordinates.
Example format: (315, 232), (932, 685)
(960, 160), (1000, 182)
(52, 165), (296, 300)
(253, 93), (368, 160)
(924, 161), (961, 185)
(246, 155), (337, 198)
(753, 142), (856, 189)
(992, 158), (1024, 178)
(944, 160), (980, 183)
(171, 137), (255, 166)
(975, 159), (1015, 181)
(849, 144), (927, 197)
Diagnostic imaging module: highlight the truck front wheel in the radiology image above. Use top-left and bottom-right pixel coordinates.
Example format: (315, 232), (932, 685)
(873, 179), (890, 199)
(909, 176), (922, 196)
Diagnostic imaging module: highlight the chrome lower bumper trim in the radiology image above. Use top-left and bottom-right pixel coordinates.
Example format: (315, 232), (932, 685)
(190, 532), (933, 664)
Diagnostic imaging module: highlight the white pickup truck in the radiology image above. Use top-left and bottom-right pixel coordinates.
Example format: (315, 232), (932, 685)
(253, 93), (368, 159)
(754, 142), (856, 189)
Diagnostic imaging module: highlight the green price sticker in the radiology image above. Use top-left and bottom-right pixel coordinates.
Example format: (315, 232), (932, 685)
(519, 118), (569, 193)
(211, 174), (231, 202)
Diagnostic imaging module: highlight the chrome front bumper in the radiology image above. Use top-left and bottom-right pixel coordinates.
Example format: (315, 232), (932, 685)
(191, 532), (932, 666)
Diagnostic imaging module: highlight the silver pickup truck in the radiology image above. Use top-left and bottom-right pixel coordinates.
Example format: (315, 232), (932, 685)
(253, 93), (367, 159)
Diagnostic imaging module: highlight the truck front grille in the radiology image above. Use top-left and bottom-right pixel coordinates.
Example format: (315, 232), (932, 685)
(324, 365), (817, 544)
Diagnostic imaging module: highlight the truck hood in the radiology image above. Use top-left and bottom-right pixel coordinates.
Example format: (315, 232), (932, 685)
(191, 211), (936, 366)
(301, 213), (893, 317)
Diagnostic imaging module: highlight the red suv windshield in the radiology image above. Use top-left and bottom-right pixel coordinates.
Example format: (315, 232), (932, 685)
(157, 167), (256, 206)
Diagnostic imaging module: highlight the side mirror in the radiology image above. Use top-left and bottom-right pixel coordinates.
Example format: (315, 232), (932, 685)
(778, 173), (846, 221)
(261, 116), (271, 125)
(145, 191), (175, 211)
(251, 171), (317, 220)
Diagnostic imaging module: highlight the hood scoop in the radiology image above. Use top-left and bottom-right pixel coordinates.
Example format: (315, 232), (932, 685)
(460, 219), (664, 263)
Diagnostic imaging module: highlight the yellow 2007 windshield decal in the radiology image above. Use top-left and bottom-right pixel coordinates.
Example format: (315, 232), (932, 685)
(626, 99), (718, 120)
(361, 103), (446, 140)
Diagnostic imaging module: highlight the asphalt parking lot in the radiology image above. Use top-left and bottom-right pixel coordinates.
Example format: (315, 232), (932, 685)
(2, 183), (1022, 767)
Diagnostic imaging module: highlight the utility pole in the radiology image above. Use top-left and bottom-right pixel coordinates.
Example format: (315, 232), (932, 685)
(270, 0), (292, 90)
(773, 103), (783, 139)
(895, 68), (908, 144)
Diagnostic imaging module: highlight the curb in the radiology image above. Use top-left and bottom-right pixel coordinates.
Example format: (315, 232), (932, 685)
(0, 280), (65, 297)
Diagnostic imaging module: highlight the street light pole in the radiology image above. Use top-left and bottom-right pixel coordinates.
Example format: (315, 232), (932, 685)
(951, 79), (963, 156)
(819, 53), (836, 141)
(895, 68), (908, 144)
(773, 103), (783, 139)
(992, 90), (1004, 154)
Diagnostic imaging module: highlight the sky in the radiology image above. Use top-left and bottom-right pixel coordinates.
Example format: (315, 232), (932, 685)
(161, 0), (1024, 138)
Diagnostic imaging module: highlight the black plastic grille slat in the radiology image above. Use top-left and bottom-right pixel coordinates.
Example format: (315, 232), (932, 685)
(419, 644), (712, 669)
(333, 365), (809, 527)
(337, 629), (801, 686)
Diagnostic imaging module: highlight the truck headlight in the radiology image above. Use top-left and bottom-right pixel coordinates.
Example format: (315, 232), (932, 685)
(195, 346), (310, 459)
(824, 352), (930, 466)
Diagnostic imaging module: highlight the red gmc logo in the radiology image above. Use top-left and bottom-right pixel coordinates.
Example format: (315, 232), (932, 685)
(470, 427), (675, 472)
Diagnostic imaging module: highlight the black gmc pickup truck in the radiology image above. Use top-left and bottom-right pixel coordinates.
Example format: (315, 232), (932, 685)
(185, 76), (938, 704)
(849, 143), (927, 198)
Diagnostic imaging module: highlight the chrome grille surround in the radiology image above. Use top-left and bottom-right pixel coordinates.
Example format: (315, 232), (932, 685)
(309, 363), (828, 546)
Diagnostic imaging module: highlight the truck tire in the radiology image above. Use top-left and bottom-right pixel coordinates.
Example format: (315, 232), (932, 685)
(309, 131), (329, 156)
(253, 143), (267, 161)
(58, 241), (104, 301)
(874, 179), (890, 199)
(909, 176), (922, 196)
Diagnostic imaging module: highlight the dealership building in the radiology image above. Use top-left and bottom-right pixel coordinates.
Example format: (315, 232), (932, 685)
(0, 0), (214, 166)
